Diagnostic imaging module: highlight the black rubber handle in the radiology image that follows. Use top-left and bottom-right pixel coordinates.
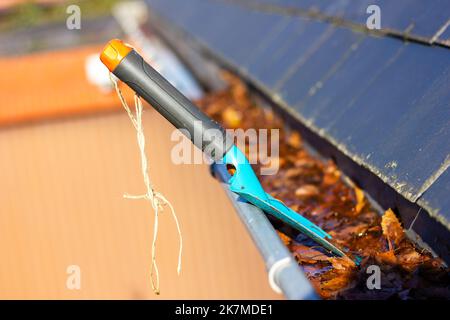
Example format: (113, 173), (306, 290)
(113, 50), (232, 161)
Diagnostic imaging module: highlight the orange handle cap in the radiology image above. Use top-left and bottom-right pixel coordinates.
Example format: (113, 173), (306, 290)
(100, 39), (133, 72)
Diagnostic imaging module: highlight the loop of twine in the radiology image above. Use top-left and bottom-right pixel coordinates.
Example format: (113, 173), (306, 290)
(110, 74), (183, 295)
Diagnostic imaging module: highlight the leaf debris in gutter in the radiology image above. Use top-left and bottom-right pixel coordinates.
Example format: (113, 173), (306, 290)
(197, 72), (450, 300)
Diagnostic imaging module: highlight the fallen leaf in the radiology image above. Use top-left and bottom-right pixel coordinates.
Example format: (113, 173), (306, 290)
(397, 248), (427, 272)
(291, 244), (330, 264)
(322, 166), (341, 185)
(277, 231), (291, 246)
(328, 257), (356, 270)
(285, 167), (302, 179)
(295, 184), (320, 199)
(381, 208), (404, 248)
(222, 108), (242, 128)
(320, 273), (353, 293)
(335, 224), (369, 239)
(354, 186), (366, 215)
(376, 250), (397, 265)
(287, 131), (302, 149)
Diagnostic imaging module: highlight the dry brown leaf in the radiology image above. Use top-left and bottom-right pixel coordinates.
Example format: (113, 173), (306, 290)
(277, 231), (291, 246)
(222, 108), (242, 128)
(322, 166), (341, 185)
(335, 224), (369, 239)
(292, 244), (330, 264)
(397, 249), (428, 272)
(381, 208), (404, 248)
(376, 250), (397, 265)
(328, 257), (356, 270)
(287, 131), (302, 149)
(354, 186), (366, 215)
(321, 275), (352, 292)
(295, 184), (320, 199)
(285, 167), (302, 179)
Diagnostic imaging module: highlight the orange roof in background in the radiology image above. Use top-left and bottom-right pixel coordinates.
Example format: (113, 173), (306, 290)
(0, 0), (63, 10)
(0, 45), (133, 126)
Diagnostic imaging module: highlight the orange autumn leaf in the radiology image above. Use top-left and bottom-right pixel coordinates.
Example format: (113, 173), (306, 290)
(397, 249), (427, 272)
(328, 257), (356, 270)
(277, 231), (291, 246)
(291, 244), (330, 264)
(320, 266), (355, 294)
(376, 250), (397, 265)
(321, 277), (350, 292)
(287, 131), (302, 149)
(222, 108), (242, 128)
(323, 163), (341, 185)
(381, 208), (404, 248)
(295, 184), (320, 199)
(354, 186), (366, 215)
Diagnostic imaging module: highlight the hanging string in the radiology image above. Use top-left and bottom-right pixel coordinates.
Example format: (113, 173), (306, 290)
(110, 74), (183, 295)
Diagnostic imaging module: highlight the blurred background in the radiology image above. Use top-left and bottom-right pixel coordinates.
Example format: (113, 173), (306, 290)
(0, 0), (279, 299)
(1, 0), (449, 300)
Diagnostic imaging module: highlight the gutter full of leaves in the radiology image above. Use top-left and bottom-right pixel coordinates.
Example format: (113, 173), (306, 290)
(197, 72), (450, 300)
